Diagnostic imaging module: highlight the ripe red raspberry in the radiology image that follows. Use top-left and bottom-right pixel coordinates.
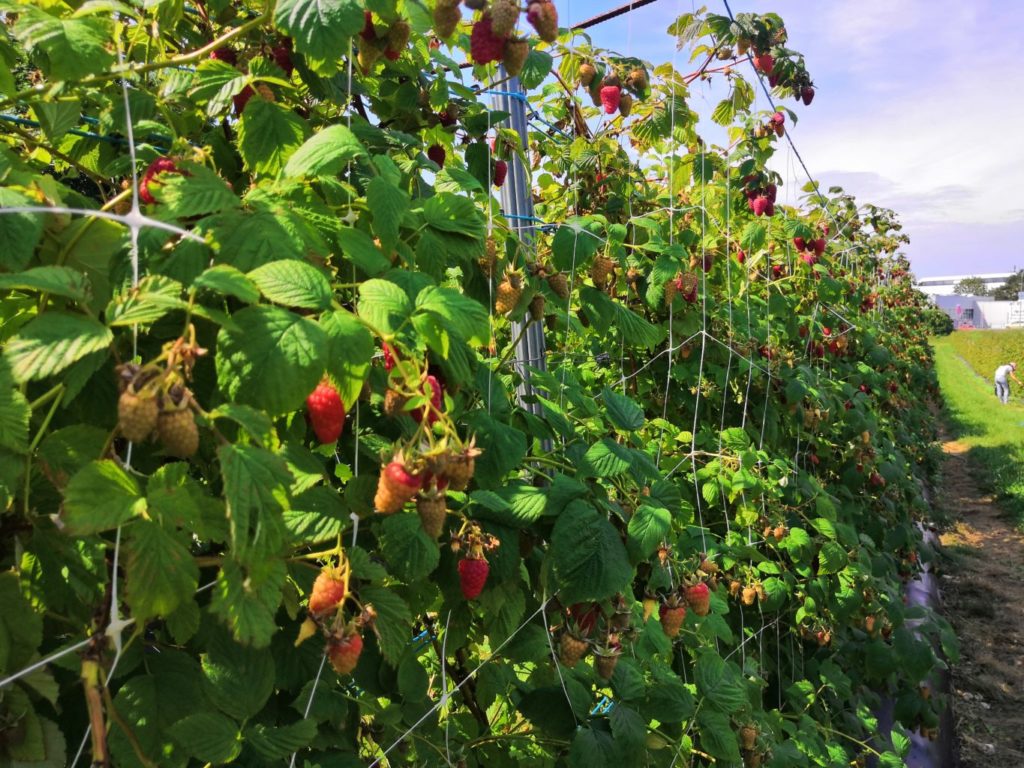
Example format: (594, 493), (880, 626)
(750, 195), (770, 216)
(493, 159), (508, 188)
(801, 86), (815, 105)
(382, 343), (397, 371)
(685, 583), (711, 617)
(427, 144), (446, 166)
(526, 1), (559, 43)
(158, 406), (199, 459)
(793, 236), (806, 251)
(210, 47), (238, 66)
(327, 632), (363, 675)
(753, 52), (774, 75)
(360, 10), (377, 41)
(306, 380), (346, 444)
(271, 39), (294, 75)
(812, 237), (826, 256)
(374, 458), (422, 514)
(139, 157), (182, 204)
(233, 85), (255, 115)
(458, 556), (489, 599)
(308, 567), (346, 617)
(411, 374), (444, 425)
(470, 15), (507, 65)
(118, 390), (158, 442)
(659, 603), (686, 638)
(599, 85), (621, 114)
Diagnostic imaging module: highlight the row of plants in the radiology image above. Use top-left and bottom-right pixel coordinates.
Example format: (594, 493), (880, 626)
(0, 1), (955, 766)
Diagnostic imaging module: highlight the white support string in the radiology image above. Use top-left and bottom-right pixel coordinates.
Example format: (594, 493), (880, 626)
(367, 597), (555, 768)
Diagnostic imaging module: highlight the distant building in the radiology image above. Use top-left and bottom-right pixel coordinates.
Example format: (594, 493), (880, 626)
(914, 272), (1014, 297)
(930, 292), (1024, 330)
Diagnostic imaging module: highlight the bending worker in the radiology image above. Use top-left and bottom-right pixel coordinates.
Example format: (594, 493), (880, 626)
(994, 361), (1022, 404)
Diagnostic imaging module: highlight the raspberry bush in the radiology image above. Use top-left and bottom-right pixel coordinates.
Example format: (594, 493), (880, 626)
(0, 1), (954, 766)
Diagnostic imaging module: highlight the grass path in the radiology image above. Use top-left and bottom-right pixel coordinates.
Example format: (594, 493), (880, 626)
(931, 335), (1024, 524)
(930, 336), (1024, 764)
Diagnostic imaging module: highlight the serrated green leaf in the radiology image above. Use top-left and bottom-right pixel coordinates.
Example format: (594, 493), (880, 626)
(238, 97), (307, 175)
(0, 265), (89, 301)
(415, 285), (489, 347)
(155, 163), (239, 218)
(283, 124), (368, 177)
(124, 519), (199, 621)
(209, 558), (287, 648)
(696, 709), (742, 762)
(627, 504), (671, 561)
(106, 274), (187, 326)
(519, 48), (553, 90)
(357, 278), (412, 336)
(367, 176), (410, 251)
(422, 193), (486, 239)
(248, 259), (333, 310)
(12, 7), (114, 80)
(168, 712), (242, 764)
(62, 460), (147, 535)
(216, 305), (326, 415)
(320, 309), (373, 408)
(378, 513), (440, 582)
(218, 443), (292, 553)
(4, 312), (111, 383)
(582, 438), (633, 478)
(274, 0), (364, 63)
(0, 382), (29, 454)
(358, 584), (413, 666)
(695, 650), (747, 713)
(245, 720), (318, 761)
(602, 387), (644, 431)
(0, 188), (45, 272)
(337, 226), (390, 276)
(550, 501), (632, 604)
(194, 264), (261, 303)
(201, 626), (276, 717)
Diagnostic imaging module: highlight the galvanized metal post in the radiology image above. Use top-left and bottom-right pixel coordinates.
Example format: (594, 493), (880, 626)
(492, 71), (546, 418)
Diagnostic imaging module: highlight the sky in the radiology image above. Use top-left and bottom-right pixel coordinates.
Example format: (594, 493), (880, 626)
(547, 0), (1024, 278)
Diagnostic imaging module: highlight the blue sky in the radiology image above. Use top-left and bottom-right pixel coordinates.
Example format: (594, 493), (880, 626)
(547, 0), (1024, 278)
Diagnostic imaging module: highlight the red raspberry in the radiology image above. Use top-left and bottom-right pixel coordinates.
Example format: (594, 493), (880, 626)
(139, 157), (182, 204)
(801, 86), (815, 105)
(793, 236), (806, 251)
(233, 85), (255, 115)
(327, 632), (363, 675)
(360, 10), (377, 41)
(685, 583), (711, 617)
(750, 195), (770, 216)
(753, 52), (774, 75)
(599, 85), (621, 115)
(493, 159), (508, 188)
(306, 380), (346, 444)
(271, 39), (294, 75)
(470, 15), (507, 65)
(526, 1), (559, 43)
(308, 567), (346, 616)
(374, 458), (422, 514)
(458, 557), (489, 599)
(427, 144), (446, 166)
(382, 343), (397, 371)
(210, 47), (238, 66)
(410, 374), (443, 425)
(813, 237), (826, 256)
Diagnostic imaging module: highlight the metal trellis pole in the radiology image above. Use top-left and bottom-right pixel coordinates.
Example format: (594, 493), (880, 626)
(493, 71), (547, 419)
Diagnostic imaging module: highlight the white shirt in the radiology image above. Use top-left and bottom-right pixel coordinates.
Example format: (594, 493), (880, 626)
(996, 364), (1014, 381)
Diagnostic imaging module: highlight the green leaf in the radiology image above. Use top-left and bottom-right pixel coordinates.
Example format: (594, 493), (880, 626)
(422, 193), (486, 239)
(218, 443), (292, 552)
(627, 505), (671, 561)
(367, 176), (410, 251)
(463, 412), (527, 488)
(4, 312), (112, 383)
(32, 97), (80, 143)
(602, 387), (644, 431)
(696, 709), (742, 762)
(609, 705), (647, 757)
(357, 278), (412, 335)
(0, 265), (89, 301)
(106, 274), (187, 327)
(12, 7), (114, 80)
(274, 0), (363, 62)
(321, 309), (373, 408)
(248, 259), (333, 310)
(568, 726), (616, 768)
(245, 720), (318, 761)
(156, 163), (239, 218)
(817, 541), (848, 575)
(337, 226), (391, 276)
(582, 438), (633, 478)
(415, 285), (489, 347)
(0, 188), (45, 271)
(283, 124), (368, 177)
(695, 650), (748, 713)
(238, 97), (307, 175)
(519, 48), (553, 90)
(474, 484), (546, 528)
(216, 305), (327, 415)
(551, 221), (602, 272)
(210, 558), (287, 648)
(124, 519), (199, 621)
(194, 264), (261, 303)
(284, 486), (346, 544)
(378, 513), (440, 582)
(168, 712), (242, 764)
(358, 584), (413, 666)
(201, 627), (276, 719)
(549, 501), (633, 604)
(0, 380), (30, 454)
(62, 460), (147, 535)
(0, 571), (43, 674)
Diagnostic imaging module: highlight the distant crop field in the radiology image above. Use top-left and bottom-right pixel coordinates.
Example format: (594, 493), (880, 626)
(947, 328), (1024, 380)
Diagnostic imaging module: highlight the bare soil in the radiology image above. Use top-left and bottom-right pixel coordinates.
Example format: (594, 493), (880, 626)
(939, 438), (1024, 766)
